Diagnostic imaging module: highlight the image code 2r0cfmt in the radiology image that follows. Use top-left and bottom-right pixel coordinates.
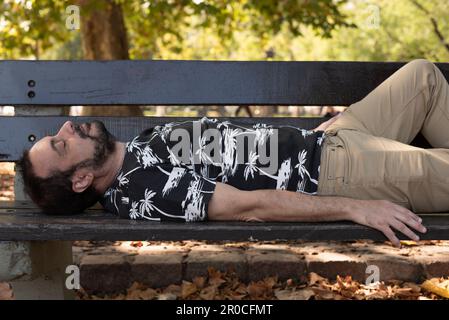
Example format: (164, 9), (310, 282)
(220, 304), (273, 315)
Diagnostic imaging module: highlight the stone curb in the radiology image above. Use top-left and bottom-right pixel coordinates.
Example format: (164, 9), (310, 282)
(76, 242), (449, 294)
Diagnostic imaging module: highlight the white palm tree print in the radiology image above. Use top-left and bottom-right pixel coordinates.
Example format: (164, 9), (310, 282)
(139, 188), (185, 220)
(154, 124), (173, 143)
(276, 159), (292, 190)
(167, 147), (182, 166)
(243, 152), (292, 190)
(294, 149), (318, 190)
(162, 167), (186, 196)
(104, 187), (120, 213)
(182, 177), (215, 222)
(195, 134), (215, 165)
(244, 151), (259, 180)
(126, 136), (146, 153)
(301, 129), (315, 139)
(253, 123), (274, 148)
(129, 201), (141, 220)
(139, 145), (162, 168)
(221, 127), (241, 178)
(295, 149), (308, 180)
(317, 135), (324, 146)
(297, 178), (306, 192)
(116, 167), (140, 187)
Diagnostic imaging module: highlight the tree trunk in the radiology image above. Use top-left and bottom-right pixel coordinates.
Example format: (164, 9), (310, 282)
(77, 0), (143, 116)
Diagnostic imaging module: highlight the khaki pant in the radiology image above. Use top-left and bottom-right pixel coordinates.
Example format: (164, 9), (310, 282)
(317, 59), (449, 213)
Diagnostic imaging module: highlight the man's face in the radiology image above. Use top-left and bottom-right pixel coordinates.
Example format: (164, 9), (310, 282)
(29, 120), (116, 178)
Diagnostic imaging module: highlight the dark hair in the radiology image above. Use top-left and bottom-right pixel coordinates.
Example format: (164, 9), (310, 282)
(18, 150), (102, 215)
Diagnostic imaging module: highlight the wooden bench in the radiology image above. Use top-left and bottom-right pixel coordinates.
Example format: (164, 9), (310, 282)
(1, 60), (449, 299)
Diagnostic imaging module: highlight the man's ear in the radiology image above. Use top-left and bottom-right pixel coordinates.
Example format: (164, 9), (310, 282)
(71, 169), (94, 193)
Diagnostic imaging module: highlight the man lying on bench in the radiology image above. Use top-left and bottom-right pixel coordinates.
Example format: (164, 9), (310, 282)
(19, 59), (449, 248)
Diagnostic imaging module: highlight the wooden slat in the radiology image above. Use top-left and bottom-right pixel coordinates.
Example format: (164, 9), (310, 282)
(0, 116), (327, 161)
(0, 115), (431, 162)
(0, 206), (448, 241)
(1, 60), (448, 106)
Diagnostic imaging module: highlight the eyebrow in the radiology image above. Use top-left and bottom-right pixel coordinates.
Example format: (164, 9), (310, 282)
(50, 138), (62, 156)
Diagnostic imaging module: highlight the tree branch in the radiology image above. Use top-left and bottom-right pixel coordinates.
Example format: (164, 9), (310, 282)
(410, 0), (449, 53)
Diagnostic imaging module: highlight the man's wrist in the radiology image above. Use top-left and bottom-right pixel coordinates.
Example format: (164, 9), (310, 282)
(337, 197), (359, 221)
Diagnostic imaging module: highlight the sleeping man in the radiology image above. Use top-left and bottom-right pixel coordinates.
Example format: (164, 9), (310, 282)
(20, 59), (449, 247)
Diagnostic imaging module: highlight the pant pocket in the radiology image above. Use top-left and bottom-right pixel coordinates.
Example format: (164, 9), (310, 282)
(321, 135), (347, 183)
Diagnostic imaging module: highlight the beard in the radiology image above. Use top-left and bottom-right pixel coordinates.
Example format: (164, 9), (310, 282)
(73, 120), (116, 169)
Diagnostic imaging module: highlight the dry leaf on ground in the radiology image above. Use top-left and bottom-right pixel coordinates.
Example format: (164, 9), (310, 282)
(0, 283), (14, 300)
(422, 278), (449, 298)
(275, 289), (315, 300)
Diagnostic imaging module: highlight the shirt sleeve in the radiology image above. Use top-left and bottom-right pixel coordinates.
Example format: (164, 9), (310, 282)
(123, 164), (217, 222)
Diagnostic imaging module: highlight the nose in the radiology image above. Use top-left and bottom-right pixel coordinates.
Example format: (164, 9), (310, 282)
(56, 121), (75, 137)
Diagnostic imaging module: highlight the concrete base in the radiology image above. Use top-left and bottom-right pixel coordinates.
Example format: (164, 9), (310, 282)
(7, 241), (75, 300)
(11, 275), (71, 300)
(0, 241), (32, 281)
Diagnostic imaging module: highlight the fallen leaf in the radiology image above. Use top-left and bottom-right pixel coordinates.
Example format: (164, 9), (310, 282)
(181, 281), (198, 299)
(247, 282), (271, 299)
(365, 290), (389, 300)
(199, 285), (218, 300)
(402, 282), (421, 294)
(308, 272), (326, 286)
(263, 276), (278, 290)
(422, 278), (449, 298)
(208, 268), (226, 287)
(127, 281), (145, 293)
(393, 287), (420, 299)
(0, 283), (14, 300)
(162, 284), (181, 297)
(311, 287), (345, 300)
(275, 289), (315, 300)
(157, 293), (177, 300)
(400, 240), (418, 246)
(130, 241), (143, 248)
(193, 276), (206, 289)
(139, 288), (158, 300)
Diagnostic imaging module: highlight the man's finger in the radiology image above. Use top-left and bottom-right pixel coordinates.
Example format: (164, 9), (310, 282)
(397, 206), (422, 224)
(390, 219), (420, 241)
(380, 226), (401, 248)
(395, 212), (426, 234)
(389, 203), (421, 222)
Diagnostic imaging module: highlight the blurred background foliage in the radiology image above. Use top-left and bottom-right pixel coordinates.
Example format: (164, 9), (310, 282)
(1, 0), (448, 117)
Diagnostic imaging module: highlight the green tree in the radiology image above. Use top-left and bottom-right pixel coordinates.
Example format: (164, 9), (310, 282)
(282, 0), (449, 62)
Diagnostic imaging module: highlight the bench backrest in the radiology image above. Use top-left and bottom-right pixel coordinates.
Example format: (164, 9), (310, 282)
(1, 60), (449, 162)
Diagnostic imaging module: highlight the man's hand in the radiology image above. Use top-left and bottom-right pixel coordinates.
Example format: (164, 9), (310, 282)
(346, 199), (427, 248)
(312, 112), (343, 132)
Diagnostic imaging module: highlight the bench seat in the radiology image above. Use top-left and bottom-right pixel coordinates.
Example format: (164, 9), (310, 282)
(1, 201), (448, 241)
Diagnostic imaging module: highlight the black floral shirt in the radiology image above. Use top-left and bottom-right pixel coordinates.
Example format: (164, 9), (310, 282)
(99, 117), (325, 222)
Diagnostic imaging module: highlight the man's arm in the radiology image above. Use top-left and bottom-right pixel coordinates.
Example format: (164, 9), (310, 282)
(207, 182), (427, 247)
